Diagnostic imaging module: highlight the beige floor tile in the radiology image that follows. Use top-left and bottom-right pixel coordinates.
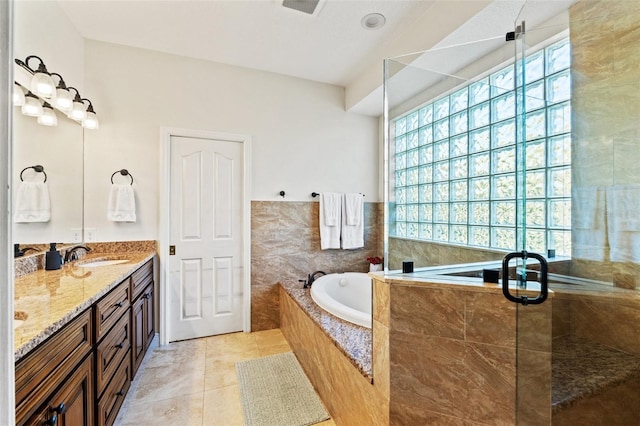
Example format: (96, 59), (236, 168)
(144, 338), (207, 369)
(115, 392), (204, 426)
(128, 361), (206, 405)
(257, 342), (292, 357)
(204, 358), (241, 390)
(206, 332), (260, 360)
(202, 385), (244, 426)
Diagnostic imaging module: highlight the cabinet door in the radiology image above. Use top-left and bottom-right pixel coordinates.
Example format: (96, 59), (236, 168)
(143, 285), (155, 348)
(25, 354), (94, 426)
(131, 296), (145, 376)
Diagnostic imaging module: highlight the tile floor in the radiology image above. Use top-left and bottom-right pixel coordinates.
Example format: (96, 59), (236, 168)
(115, 329), (336, 425)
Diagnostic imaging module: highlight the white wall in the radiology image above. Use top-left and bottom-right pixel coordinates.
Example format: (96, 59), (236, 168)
(83, 40), (380, 242)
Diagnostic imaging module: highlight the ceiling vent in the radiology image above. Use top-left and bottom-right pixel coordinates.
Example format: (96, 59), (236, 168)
(281, 0), (325, 16)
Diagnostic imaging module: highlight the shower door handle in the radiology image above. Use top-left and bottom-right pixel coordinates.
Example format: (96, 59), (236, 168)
(501, 251), (548, 305)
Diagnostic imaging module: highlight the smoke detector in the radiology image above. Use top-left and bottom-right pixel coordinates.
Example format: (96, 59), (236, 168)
(280, 0), (326, 17)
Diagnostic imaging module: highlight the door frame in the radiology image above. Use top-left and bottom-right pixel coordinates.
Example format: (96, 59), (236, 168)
(159, 127), (252, 345)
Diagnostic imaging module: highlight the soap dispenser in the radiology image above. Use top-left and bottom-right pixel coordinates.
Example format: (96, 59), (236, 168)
(45, 243), (62, 270)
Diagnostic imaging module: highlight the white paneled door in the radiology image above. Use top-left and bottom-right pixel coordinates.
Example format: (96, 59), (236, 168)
(168, 135), (245, 341)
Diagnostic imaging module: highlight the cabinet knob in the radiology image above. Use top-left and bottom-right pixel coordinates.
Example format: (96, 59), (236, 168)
(116, 389), (126, 396)
(144, 292), (151, 299)
(115, 300), (125, 308)
(44, 414), (57, 425)
(116, 342), (125, 349)
(53, 403), (66, 414)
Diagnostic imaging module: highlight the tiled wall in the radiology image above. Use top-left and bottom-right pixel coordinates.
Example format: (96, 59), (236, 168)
(381, 277), (552, 425)
(388, 237), (506, 270)
(570, 0), (640, 286)
(251, 201), (383, 330)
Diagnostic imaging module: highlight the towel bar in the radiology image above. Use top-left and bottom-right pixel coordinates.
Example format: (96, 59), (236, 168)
(311, 192), (364, 197)
(20, 165), (47, 183)
(111, 169), (134, 185)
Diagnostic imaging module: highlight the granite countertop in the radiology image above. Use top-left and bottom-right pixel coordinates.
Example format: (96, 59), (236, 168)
(14, 251), (155, 362)
(552, 335), (640, 411)
(279, 281), (373, 380)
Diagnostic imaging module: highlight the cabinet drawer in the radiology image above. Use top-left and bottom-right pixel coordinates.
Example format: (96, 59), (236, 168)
(96, 312), (131, 397)
(22, 354), (94, 426)
(95, 278), (131, 342)
(15, 310), (93, 423)
(97, 351), (131, 426)
(131, 259), (153, 300)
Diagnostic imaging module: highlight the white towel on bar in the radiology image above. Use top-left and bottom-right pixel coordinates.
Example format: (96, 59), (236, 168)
(14, 181), (51, 223)
(607, 184), (640, 262)
(341, 193), (364, 249)
(320, 192), (341, 250)
(108, 184), (136, 222)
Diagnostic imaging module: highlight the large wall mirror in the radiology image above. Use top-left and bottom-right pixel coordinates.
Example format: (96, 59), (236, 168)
(12, 1), (86, 254)
(12, 110), (84, 247)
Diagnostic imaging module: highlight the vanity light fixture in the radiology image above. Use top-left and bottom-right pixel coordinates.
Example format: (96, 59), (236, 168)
(51, 73), (73, 112)
(81, 98), (99, 130)
(13, 82), (25, 107)
(14, 55), (98, 128)
(37, 102), (58, 126)
(21, 92), (43, 117)
(15, 55), (56, 99)
(67, 87), (87, 121)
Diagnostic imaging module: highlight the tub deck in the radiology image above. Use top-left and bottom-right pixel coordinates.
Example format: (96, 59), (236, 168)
(279, 281), (372, 380)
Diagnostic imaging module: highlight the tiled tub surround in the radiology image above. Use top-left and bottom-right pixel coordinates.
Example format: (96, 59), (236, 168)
(279, 283), (389, 425)
(279, 282), (372, 378)
(251, 201), (383, 331)
(14, 245), (156, 361)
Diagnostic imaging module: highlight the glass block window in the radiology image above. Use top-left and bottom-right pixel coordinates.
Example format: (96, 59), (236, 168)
(391, 38), (572, 256)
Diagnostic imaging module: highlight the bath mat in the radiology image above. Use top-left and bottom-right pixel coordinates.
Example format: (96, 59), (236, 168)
(236, 352), (330, 426)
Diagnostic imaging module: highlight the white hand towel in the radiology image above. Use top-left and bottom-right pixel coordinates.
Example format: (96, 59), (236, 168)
(14, 181), (51, 223)
(108, 184), (136, 222)
(606, 184), (640, 262)
(573, 186), (605, 229)
(320, 192), (341, 250)
(341, 193), (364, 249)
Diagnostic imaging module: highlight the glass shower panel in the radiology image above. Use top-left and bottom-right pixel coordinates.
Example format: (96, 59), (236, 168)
(384, 36), (521, 272)
(514, 1), (640, 424)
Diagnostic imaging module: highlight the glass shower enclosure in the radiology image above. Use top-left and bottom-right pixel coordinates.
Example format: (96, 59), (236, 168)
(384, 0), (640, 423)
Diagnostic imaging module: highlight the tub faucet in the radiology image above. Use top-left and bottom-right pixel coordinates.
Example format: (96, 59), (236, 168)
(302, 270), (327, 288)
(64, 245), (92, 263)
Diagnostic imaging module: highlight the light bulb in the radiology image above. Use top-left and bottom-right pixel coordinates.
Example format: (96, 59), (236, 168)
(13, 83), (25, 106)
(21, 93), (42, 117)
(55, 87), (73, 112)
(82, 111), (99, 130)
(69, 100), (87, 121)
(38, 103), (58, 126)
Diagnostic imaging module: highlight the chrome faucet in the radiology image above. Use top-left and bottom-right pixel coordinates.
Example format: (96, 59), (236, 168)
(64, 245), (92, 263)
(302, 270), (326, 288)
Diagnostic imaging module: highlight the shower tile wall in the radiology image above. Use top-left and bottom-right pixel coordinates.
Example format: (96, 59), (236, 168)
(570, 0), (640, 286)
(251, 201), (383, 331)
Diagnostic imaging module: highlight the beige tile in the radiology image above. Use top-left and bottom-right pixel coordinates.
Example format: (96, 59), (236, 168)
(203, 385), (244, 426)
(116, 392), (204, 426)
(204, 358), (241, 390)
(144, 338), (207, 369)
(206, 332), (261, 360)
(128, 361), (206, 405)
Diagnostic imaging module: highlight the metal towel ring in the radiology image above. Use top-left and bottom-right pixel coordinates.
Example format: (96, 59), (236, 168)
(110, 169), (134, 185)
(20, 165), (47, 183)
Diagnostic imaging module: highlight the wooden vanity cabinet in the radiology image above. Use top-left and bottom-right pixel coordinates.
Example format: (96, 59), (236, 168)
(15, 310), (93, 425)
(131, 260), (155, 376)
(15, 256), (156, 426)
(26, 354), (94, 426)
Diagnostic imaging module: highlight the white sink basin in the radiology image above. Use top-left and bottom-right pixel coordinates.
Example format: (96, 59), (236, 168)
(79, 259), (130, 267)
